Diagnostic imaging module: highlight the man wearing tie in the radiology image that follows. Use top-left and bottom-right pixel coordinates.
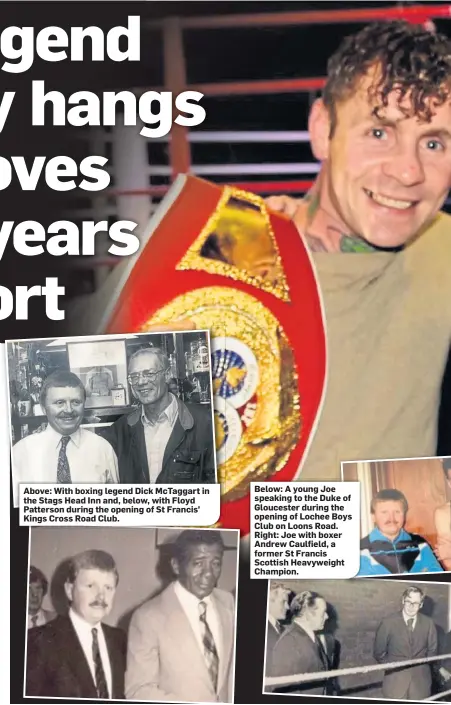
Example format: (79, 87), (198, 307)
(27, 566), (56, 630)
(374, 586), (439, 700)
(26, 549), (126, 699)
(265, 583), (290, 688)
(125, 529), (236, 703)
(12, 370), (119, 505)
(267, 590), (330, 695)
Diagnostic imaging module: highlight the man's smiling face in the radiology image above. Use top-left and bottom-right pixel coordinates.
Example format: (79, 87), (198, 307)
(312, 68), (451, 248)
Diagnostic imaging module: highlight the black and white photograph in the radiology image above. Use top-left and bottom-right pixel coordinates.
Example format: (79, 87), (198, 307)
(25, 526), (239, 702)
(263, 578), (451, 702)
(342, 457), (451, 577)
(8, 331), (217, 506)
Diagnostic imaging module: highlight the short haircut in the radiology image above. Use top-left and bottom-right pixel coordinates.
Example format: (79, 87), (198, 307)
(40, 370), (86, 407)
(290, 590), (324, 618)
(443, 458), (451, 477)
(402, 586), (424, 602)
(66, 550), (119, 586)
(173, 530), (225, 565)
(370, 488), (408, 514)
(128, 346), (169, 372)
(322, 20), (451, 136)
(29, 565), (48, 595)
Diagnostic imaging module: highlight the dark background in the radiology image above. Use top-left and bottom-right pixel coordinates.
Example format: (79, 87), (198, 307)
(7, 3), (451, 704)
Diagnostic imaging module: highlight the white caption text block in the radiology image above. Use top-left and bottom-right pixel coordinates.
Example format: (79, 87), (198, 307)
(251, 482), (360, 579)
(20, 483), (221, 527)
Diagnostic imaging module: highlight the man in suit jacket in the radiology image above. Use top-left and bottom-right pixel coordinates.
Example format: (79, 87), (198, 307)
(26, 550), (126, 699)
(126, 529), (236, 703)
(374, 586), (438, 699)
(101, 347), (215, 484)
(267, 590), (330, 695)
(28, 566), (56, 630)
(265, 583), (290, 688)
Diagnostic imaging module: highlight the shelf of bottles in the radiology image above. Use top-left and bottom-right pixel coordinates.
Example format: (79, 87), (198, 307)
(8, 342), (49, 443)
(168, 333), (212, 405)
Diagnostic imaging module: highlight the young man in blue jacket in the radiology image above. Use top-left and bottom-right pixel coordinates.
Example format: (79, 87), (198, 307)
(359, 489), (442, 575)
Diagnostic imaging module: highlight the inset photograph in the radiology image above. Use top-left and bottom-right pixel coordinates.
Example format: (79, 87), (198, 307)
(25, 526), (238, 702)
(264, 578), (451, 701)
(8, 331), (216, 506)
(342, 456), (451, 576)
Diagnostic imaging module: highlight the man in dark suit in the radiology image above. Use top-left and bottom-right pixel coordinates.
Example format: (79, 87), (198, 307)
(102, 347), (216, 484)
(374, 586), (438, 700)
(267, 590), (330, 695)
(28, 566), (56, 630)
(26, 549), (126, 699)
(265, 583), (290, 689)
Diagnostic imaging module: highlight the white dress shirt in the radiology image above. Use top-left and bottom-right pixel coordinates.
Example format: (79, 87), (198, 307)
(268, 614), (281, 634)
(27, 609), (47, 629)
(69, 608), (113, 699)
(402, 612), (418, 630)
(174, 580), (223, 671)
(12, 425), (119, 505)
(142, 394), (178, 483)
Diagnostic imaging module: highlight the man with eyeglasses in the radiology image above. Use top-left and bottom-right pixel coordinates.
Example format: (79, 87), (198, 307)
(102, 347), (216, 483)
(373, 586), (450, 700)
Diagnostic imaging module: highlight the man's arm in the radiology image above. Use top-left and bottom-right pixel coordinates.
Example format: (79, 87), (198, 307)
(202, 441), (216, 483)
(427, 619), (438, 657)
(373, 619), (390, 663)
(413, 542), (444, 573)
(125, 608), (178, 702)
(104, 442), (120, 483)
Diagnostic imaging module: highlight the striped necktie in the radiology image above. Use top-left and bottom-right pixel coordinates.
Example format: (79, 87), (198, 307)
(92, 627), (109, 699)
(198, 600), (219, 692)
(57, 436), (71, 483)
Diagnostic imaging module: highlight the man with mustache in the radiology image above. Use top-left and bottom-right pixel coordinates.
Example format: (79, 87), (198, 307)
(359, 489), (442, 575)
(12, 370), (119, 504)
(102, 347), (215, 483)
(125, 530), (236, 703)
(26, 550), (127, 699)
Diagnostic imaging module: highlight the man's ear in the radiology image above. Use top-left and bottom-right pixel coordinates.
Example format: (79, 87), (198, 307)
(64, 581), (73, 603)
(308, 99), (331, 162)
(171, 557), (180, 576)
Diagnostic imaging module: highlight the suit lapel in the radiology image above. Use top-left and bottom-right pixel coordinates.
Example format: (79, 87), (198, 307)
(292, 623), (324, 671)
(58, 617), (97, 697)
(162, 584), (213, 691)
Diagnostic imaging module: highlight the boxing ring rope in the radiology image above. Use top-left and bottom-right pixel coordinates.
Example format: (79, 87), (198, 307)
(144, 5), (451, 30)
(426, 688), (451, 701)
(264, 652), (451, 689)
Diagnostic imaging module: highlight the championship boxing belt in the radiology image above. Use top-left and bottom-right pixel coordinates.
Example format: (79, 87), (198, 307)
(102, 175), (327, 534)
